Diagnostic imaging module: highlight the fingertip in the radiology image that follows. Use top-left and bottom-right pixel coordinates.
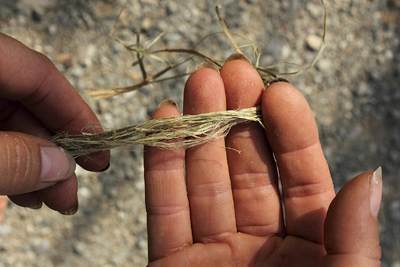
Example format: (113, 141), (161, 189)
(39, 174), (79, 213)
(262, 81), (308, 115)
(262, 82), (302, 120)
(144, 99), (182, 169)
(8, 192), (42, 209)
(220, 58), (264, 109)
(157, 99), (179, 110)
(144, 99), (185, 185)
(324, 171), (381, 264)
(196, 61), (220, 73)
(262, 81), (318, 153)
(184, 67), (225, 114)
(59, 201), (79, 215)
(152, 99), (181, 120)
(223, 53), (252, 65)
(75, 150), (111, 172)
(370, 166), (383, 218)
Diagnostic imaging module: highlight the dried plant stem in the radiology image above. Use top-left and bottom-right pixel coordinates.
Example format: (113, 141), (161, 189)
(215, 5), (242, 54)
(152, 48), (222, 67)
(51, 107), (263, 157)
(87, 58), (190, 100)
(88, 1), (327, 99)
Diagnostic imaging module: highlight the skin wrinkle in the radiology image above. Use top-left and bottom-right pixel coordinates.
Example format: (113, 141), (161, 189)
(280, 165), (333, 198)
(16, 137), (27, 188)
(158, 243), (192, 260)
(147, 204), (189, 217)
(237, 224), (276, 231)
(284, 181), (334, 199)
(0, 134), (11, 192)
(236, 219), (281, 229)
(56, 106), (87, 134)
(198, 230), (236, 244)
(231, 172), (277, 189)
(233, 181), (282, 236)
(17, 59), (94, 135)
(276, 141), (332, 195)
(237, 223), (282, 238)
(145, 167), (187, 208)
(27, 87), (86, 134)
(8, 62), (84, 134)
(19, 64), (53, 105)
(188, 179), (232, 198)
(144, 160), (185, 172)
(4, 135), (35, 195)
(233, 187), (277, 209)
(9, 137), (23, 194)
(1, 47), (52, 101)
(152, 239), (192, 261)
(186, 157), (227, 174)
(277, 138), (321, 156)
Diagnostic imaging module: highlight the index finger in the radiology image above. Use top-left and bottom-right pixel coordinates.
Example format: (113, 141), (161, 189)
(0, 33), (109, 171)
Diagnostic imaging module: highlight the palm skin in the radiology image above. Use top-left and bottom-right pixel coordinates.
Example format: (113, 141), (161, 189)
(144, 55), (381, 266)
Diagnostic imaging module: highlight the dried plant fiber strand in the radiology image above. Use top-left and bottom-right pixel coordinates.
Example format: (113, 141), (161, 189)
(51, 107), (264, 157)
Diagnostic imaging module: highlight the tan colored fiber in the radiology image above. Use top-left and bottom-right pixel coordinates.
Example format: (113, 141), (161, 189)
(51, 107), (263, 157)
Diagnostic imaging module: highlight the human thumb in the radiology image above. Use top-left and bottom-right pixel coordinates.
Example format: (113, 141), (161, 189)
(0, 132), (76, 195)
(322, 167), (382, 266)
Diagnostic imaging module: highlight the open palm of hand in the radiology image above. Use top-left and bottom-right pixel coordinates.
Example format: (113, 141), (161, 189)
(144, 55), (381, 266)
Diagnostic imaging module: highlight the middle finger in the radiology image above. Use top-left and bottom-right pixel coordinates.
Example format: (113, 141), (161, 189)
(221, 54), (284, 237)
(184, 64), (236, 243)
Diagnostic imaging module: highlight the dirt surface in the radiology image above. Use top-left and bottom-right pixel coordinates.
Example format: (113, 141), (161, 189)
(0, 0), (399, 266)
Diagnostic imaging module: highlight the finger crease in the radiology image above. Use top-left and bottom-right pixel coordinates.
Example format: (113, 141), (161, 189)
(284, 181), (334, 199)
(147, 204), (189, 216)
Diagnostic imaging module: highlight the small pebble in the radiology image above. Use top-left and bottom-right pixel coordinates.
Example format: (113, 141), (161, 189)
(305, 34), (323, 51)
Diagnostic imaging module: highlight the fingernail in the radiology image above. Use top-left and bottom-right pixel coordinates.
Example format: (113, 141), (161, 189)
(224, 53), (252, 65)
(28, 200), (43, 210)
(370, 166), (383, 218)
(265, 77), (291, 88)
(40, 147), (76, 183)
(98, 162), (110, 172)
(195, 61), (220, 73)
(158, 99), (179, 111)
(59, 202), (79, 215)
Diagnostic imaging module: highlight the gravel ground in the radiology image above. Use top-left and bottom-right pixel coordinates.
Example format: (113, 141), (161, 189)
(0, 0), (399, 266)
